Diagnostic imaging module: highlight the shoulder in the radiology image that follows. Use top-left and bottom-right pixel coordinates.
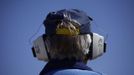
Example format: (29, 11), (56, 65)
(53, 69), (104, 75)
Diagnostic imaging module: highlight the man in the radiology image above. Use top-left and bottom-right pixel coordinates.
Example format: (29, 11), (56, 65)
(39, 9), (106, 75)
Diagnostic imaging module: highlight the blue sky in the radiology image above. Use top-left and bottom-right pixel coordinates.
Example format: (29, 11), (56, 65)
(0, 0), (134, 75)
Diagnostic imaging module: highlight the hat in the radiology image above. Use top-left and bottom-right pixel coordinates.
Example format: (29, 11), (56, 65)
(43, 9), (93, 35)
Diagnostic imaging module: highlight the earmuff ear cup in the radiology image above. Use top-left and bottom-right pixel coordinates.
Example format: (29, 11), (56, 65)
(32, 33), (106, 61)
(32, 35), (49, 61)
(87, 33), (106, 60)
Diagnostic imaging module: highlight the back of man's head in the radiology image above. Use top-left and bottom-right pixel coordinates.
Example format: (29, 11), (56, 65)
(43, 9), (93, 62)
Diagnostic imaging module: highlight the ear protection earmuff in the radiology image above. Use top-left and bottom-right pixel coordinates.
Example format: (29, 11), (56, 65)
(32, 35), (50, 61)
(31, 33), (106, 61)
(87, 33), (106, 60)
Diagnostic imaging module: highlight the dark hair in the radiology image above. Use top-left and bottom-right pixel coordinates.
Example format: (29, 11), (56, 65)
(46, 34), (91, 62)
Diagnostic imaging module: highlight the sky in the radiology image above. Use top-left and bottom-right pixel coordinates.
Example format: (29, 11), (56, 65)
(0, 0), (134, 75)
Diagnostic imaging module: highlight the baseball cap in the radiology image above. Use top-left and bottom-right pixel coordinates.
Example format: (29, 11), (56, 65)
(43, 9), (93, 35)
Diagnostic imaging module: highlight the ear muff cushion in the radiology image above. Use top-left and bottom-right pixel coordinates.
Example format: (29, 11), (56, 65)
(43, 34), (51, 60)
(85, 33), (93, 60)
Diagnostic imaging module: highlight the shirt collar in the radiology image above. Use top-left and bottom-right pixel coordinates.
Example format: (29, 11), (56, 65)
(40, 59), (92, 75)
